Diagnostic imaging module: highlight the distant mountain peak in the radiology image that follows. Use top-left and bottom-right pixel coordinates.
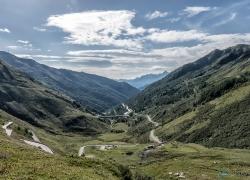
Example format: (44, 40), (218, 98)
(121, 71), (168, 90)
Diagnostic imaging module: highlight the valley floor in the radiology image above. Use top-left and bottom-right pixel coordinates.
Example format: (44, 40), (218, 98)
(0, 109), (250, 179)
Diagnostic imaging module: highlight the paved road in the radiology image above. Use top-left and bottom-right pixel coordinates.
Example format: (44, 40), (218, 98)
(23, 140), (53, 154)
(29, 130), (40, 142)
(78, 144), (113, 157)
(2, 122), (13, 136)
(122, 103), (133, 115)
(2, 121), (53, 154)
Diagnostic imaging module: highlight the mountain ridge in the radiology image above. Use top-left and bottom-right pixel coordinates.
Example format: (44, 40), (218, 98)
(0, 60), (107, 134)
(0, 51), (139, 113)
(128, 44), (250, 149)
(120, 71), (168, 90)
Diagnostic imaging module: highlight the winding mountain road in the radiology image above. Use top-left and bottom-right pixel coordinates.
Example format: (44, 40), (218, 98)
(2, 122), (13, 136)
(23, 140), (53, 154)
(146, 115), (162, 144)
(122, 103), (133, 115)
(149, 129), (162, 144)
(29, 130), (40, 142)
(2, 121), (53, 154)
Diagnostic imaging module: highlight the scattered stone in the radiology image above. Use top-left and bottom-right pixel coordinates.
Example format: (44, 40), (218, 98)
(173, 172), (185, 179)
(179, 172), (185, 178)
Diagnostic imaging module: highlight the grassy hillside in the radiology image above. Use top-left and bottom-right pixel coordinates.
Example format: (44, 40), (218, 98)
(1, 105), (250, 179)
(0, 60), (107, 134)
(78, 141), (250, 179)
(0, 51), (139, 113)
(0, 128), (131, 179)
(129, 44), (250, 148)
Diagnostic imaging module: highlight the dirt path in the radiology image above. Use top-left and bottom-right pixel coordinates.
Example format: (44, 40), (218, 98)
(2, 122), (13, 136)
(146, 115), (162, 144)
(146, 115), (159, 127)
(149, 129), (162, 144)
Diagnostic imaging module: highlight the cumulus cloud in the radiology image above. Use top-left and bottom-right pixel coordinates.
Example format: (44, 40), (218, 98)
(183, 6), (213, 17)
(46, 10), (146, 49)
(150, 33), (250, 66)
(14, 30), (250, 79)
(0, 28), (10, 33)
(145, 11), (168, 20)
(11, 10), (250, 79)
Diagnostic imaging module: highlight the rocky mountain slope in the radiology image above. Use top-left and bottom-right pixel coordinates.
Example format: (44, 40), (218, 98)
(129, 44), (250, 148)
(0, 60), (107, 134)
(0, 52), (139, 112)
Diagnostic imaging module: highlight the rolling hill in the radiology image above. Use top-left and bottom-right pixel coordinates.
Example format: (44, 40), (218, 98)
(0, 60), (107, 134)
(0, 51), (139, 113)
(129, 44), (250, 149)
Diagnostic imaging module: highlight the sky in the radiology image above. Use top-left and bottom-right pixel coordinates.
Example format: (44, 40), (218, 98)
(1, 0), (250, 79)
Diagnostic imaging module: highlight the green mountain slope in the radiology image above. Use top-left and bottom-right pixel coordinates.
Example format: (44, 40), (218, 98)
(0, 60), (107, 134)
(0, 51), (139, 112)
(129, 44), (250, 148)
(0, 113), (131, 179)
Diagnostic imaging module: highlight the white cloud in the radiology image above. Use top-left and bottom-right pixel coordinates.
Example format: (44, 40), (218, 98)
(17, 54), (63, 59)
(166, 17), (181, 23)
(46, 10), (146, 49)
(183, 6), (213, 17)
(7, 46), (19, 50)
(33, 26), (47, 32)
(145, 11), (168, 20)
(214, 12), (237, 27)
(67, 32), (250, 78)
(13, 31), (250, 79)
(146, 29), (207, 43)
(17, 40), (33, 48)
(150, 33), (250, 66)
(17, 40), (30, 44)
(0, 28), (10, 33)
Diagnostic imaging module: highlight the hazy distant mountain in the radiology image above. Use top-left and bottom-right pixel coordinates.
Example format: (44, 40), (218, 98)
(0, 51), (139, 113)
(129, 44), (250, 149)
(121, 71), (168, 90)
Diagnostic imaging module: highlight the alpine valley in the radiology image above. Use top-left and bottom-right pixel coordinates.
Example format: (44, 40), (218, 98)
(0, 44), (249, 179)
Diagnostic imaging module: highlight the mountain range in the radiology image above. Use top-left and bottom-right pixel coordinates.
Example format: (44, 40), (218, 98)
(0, 60), (107, 134)
(129, 44), (250, 148)
(120, 71), (168, 90)
(1, 44), (250, 179)
(0, 51), (139, 113)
